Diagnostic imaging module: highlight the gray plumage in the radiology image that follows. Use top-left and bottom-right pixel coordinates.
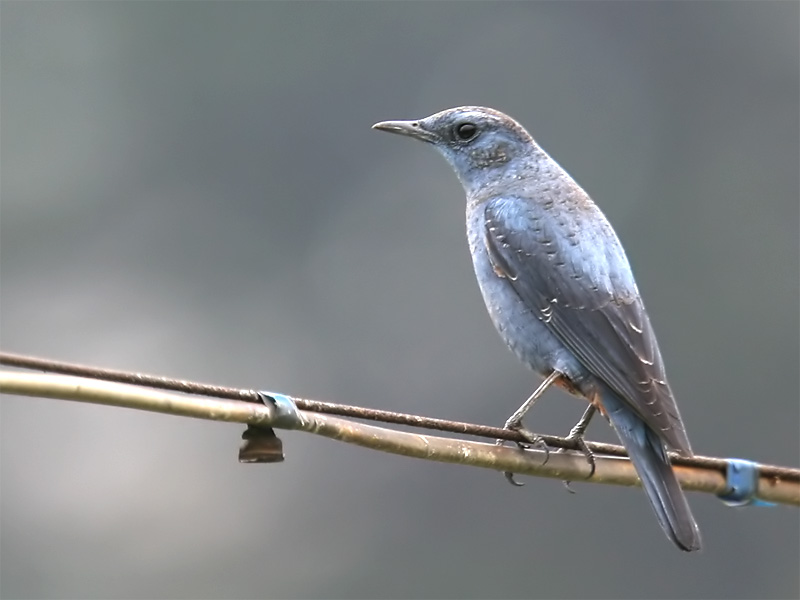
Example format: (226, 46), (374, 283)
(374, 106), (701, 551)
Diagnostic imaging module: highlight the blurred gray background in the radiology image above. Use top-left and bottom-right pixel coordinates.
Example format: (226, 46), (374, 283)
(1, 2), (798, 599)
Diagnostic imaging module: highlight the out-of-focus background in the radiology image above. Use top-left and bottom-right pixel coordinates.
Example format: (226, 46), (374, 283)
(1, 2), (797, 599)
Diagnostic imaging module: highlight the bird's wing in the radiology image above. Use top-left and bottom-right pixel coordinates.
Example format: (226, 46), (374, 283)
(483, 195), (692, 453)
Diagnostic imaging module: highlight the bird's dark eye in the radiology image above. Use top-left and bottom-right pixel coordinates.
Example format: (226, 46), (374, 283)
(454, 122), (478, 141)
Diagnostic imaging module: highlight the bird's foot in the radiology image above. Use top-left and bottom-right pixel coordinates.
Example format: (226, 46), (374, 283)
(557, 404), (597, 492)
(560, 429), (596, 493)
(496, 421), (550, 487)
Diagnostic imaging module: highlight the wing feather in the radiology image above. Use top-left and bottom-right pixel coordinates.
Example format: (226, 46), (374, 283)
(484, 196), (692, 453)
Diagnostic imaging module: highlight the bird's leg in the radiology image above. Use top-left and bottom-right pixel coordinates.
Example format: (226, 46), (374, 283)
(497, 370), (562, 486)
(561, 404), (597, 493)
(503, 370), (562, 432)
(567, 403), (596, 444)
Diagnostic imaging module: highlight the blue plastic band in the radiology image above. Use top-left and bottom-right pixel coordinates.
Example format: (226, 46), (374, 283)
(718, 458), (775, 507)
(256, 391), (303, 430)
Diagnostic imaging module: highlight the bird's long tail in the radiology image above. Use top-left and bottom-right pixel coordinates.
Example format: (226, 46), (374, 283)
(600, 386), (702, 552)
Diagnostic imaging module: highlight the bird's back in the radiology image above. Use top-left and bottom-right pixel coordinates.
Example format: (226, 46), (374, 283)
(469, 162), (693, 455)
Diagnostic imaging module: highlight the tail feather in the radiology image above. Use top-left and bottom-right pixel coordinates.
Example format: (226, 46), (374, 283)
(600, 387), (702, 552)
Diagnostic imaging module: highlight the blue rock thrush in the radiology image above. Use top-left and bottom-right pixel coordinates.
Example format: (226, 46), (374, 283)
(373, 107), (701, 552)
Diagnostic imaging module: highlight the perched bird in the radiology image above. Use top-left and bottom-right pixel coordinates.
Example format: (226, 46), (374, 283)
(373, 107), (701, 552)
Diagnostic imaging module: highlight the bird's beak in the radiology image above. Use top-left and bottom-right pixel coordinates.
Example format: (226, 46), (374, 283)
(372, 119), (438, 143)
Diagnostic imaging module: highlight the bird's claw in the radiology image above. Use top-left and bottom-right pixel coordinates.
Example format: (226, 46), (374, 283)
(559, 430), (596, 492)
(496, 425), (550, 487)
(495, 436), (528, 486)
(571, 435), (596, 478)
(505, 471), (525, 487)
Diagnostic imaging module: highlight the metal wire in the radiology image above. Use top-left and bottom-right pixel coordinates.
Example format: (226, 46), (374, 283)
(1, 350), (797, 484)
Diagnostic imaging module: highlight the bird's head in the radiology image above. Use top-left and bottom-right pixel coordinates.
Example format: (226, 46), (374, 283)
(373, 106), (540, 195)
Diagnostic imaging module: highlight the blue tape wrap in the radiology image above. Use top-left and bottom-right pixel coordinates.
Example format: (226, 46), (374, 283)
(718, 458), (776, 507)
(256, 391), (303, 430)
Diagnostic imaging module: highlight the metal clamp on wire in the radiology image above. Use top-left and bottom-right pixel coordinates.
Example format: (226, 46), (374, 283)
(239, 392), (301, 464)
(257, 391), (303, 430)
(718, 458), (776, 507)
